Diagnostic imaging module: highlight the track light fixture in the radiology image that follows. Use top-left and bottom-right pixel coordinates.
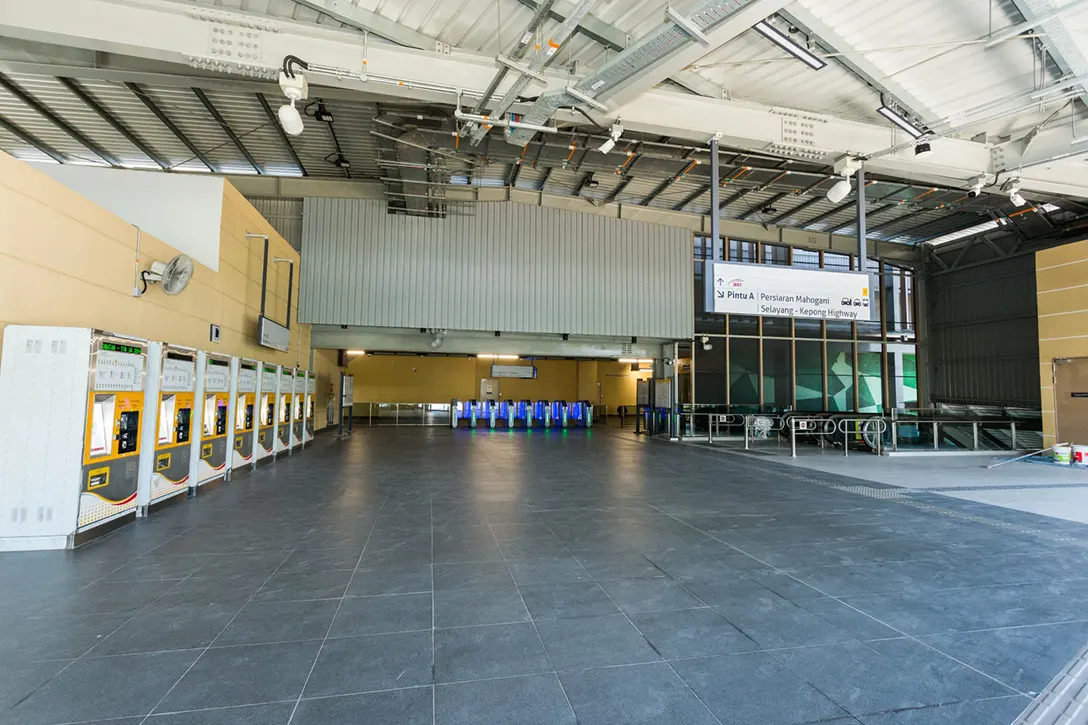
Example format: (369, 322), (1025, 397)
(701, 335), (713, 351)
(752, 20), (827, 70)
(914, 141), (932, 157)
(826, 178), (852, 203)
(876, 105), (925, 139)
(599, 121), (624, 153)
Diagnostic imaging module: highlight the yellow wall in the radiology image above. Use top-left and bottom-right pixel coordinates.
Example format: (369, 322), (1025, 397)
(0, 150), (308, 374)
(310, 348), (346, 431)
(1036, 238), (1088, 445)
(344, 354), (646, 411)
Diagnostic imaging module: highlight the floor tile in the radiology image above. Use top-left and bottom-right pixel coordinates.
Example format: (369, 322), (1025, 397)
(856, 700), (1020, 725)
(277, 548), (362, 575)
(714, 598), (856, 649)
(2, 650), (200, 725)
(329, 592), (432, 636)
(558, 662), (718, 725)
(292, 687), (433, 725)
(519, 581), (619, 620)
(674, 652), (849, 725)
(507, 556), (592, 585)
(574, 553), (665, 581)
(434, 622), (550, 683)
(90, 604), (238, 656)
(214, 599), (339, 646)
(629, 608), (755, 659)
(866, 637), (1016, 700)
(103, 554), (216, 582)
(0, 613), (128, 662)
(432, 561), (512, 591)
(252, 569), (353, 603)
(157, 641), (320, 711)
(597, 577), (705, 614)
(348, 564), (432, 596)
(436, 673), (575, 725)
(304, 631), (433, 697)
(156, 574), (265, 608)
(433, 583), (529, 627)
(771, 641), (960, 717)
(535, 614), (661, 671)
(794, 597), (902, 641)
(146, 702), (295, 724)
(0, 659), (71, 711)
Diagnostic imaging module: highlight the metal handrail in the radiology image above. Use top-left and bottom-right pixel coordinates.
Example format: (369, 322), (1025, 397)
(834, 417), (888, 457)
(887, 417), (1029, 452)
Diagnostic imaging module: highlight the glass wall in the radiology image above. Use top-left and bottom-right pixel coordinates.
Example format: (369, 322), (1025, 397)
(692, 238), (918, 412)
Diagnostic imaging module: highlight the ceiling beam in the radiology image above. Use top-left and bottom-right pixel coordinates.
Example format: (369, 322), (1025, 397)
(779, 7), (939, 125)
(192, 87), (263, 175)
(741, 191), (792, 221)
(1001, 0), (1088, 109)
(291, 0), (438, 50)
(506, 160), (522, 188)
(0, 71), (120, 166)
(126, 82), (216, 172)
(673, 184), (708, 211)
(510, 0), (721, 98)
(605, 176), (633, 204)
(596, 0), (789, 109)
(57, 76), (170, 169)
(0, 113), (65, 162)
(255, 92), (307, 176)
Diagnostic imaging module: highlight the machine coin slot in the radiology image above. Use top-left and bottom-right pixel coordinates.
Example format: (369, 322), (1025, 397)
(244, 404), (254, 430)
(265, 401), (275, 426)
(156, 453), (171, 471)
(87, 467), (110, 490)
(115, 411), (140, 453)
(176, 408), (191, 443)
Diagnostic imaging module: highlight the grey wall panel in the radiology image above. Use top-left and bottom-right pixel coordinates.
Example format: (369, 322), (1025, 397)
(300, 198), (694, 339)
(247, 196), (303, 251)
(927, 254), (1040, 406)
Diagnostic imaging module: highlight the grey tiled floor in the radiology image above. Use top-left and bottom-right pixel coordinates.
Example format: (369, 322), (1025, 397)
(2, 427), (1087, 724)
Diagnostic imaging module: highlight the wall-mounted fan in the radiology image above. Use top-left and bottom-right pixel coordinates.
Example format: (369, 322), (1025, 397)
(139, 254), (194, 296)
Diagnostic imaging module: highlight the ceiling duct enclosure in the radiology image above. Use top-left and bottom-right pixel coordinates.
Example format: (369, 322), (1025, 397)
(505, 0), (760, 146)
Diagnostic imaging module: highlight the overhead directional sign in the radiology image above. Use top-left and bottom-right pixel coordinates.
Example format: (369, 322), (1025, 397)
(706, 261), (875, 321)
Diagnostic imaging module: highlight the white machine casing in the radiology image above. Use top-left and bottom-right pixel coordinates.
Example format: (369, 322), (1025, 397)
(0, 326), (147, 551)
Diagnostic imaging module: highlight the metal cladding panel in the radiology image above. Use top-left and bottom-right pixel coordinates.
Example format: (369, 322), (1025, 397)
(300, 198), (693, 339)
(927, 254), (1040, 406)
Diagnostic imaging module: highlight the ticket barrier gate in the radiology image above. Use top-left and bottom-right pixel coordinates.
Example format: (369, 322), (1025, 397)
(450, 399), (498, 429)
(568, 401), (593, 428)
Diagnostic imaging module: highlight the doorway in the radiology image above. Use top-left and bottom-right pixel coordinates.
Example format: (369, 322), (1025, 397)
(1054, 357), (1088, 444)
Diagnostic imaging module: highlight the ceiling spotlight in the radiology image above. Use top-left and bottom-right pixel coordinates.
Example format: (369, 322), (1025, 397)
(278, 100), (304, 136)
(752, 20), (827, 70)
(877, 105), (924, 139)
(701, 335), (713, 351)
(914, 141), (932, 157)
(761, 205), (778, 214)
(826, 178), (852, 203)
(599, 120), (624, 153)
(428, 329), (446, 349)
(966, 176), (986, 198)
(277, 70), (308, 137)
(586, 175), (600, 188)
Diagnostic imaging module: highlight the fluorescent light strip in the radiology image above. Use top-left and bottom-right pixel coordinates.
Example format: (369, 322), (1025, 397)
(618, 358), (654, 364)
(477, 354), (519, 360)
(752, 21), (827, 71)
(346, 350), (366, 355)
(877, 105), (924, 139)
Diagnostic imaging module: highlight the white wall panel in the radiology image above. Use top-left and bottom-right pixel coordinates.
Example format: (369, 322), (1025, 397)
(300, 198), (694, 340)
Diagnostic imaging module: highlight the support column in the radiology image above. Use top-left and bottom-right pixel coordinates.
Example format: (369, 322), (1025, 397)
(709, 137), (721, 250)
(856, 166), (868, 273)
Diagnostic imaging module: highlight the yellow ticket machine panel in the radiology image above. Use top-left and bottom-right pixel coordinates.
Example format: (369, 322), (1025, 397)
(276, 368), (294, 451)
(233, 361), (257, 466)
(305, 373), (316, 441)
(150, 349), (195, 502)
(291, 370), (306, 446)
(257, 365), (278, 457)
(198, 357), (231, 483)
(80, 337), (146, 531)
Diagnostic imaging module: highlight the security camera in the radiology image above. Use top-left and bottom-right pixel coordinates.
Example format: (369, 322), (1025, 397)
(966, 176), (985, 198)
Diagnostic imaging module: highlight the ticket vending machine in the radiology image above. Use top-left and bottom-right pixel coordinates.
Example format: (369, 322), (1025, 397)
(256, 364), (278, 463)
(304, 372), (316, 444)
(291, 369), (306, 448)
(233, 360), (258, 469)
(0, 327), (147, 550)
(276, 367), (294, 454)
(146, 346), (195, 506)
(195, 355), (232, 487)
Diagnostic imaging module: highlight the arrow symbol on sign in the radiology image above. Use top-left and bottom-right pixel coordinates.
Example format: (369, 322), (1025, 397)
(717, 291), (725, 298)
